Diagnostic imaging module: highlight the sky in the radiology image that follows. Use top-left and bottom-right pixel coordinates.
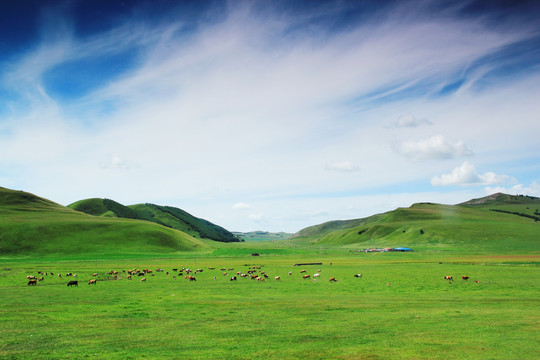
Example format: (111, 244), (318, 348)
(1, 0), (539, 233)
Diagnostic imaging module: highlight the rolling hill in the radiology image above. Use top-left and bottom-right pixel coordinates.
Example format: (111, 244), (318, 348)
(0, 187), (209, 256)
(68, 199), (239, 243)
(292, 193), (540, 252)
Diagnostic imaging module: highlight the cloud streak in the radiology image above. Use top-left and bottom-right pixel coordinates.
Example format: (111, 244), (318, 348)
(0, 1), (539, 232)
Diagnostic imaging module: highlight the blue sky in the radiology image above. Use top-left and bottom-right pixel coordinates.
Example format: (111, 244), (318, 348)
(1, 0), (539, 232)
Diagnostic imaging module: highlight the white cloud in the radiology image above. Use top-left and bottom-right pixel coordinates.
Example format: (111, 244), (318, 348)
(325, 161), (360, 172)
(232, 202), (251, 210)
(1, 2), (539, 232)
(394, 114), (432, 128)
(396, 135), (473, 161)
(431, 162), (514, 186)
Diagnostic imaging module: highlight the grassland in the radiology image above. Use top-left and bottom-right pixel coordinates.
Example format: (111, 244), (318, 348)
(1, 189), (539, 359)
(0, 248), (538, 360)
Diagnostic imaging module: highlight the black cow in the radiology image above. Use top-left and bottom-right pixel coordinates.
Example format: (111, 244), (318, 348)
(67, 280), (78, 287)
(230, 276), (237, 281)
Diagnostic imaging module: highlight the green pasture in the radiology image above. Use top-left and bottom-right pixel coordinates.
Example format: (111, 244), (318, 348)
(1, 250), (538, 359)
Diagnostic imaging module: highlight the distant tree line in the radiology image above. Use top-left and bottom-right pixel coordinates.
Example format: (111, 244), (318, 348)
(489, 209), (540, 222)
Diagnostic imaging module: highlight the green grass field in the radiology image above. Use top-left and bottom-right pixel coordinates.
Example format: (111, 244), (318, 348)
(1, 188), (539, 359)
(1, 249), (538, 360)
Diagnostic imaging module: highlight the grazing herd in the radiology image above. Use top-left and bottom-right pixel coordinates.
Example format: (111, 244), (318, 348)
(22, 266), (483, 288)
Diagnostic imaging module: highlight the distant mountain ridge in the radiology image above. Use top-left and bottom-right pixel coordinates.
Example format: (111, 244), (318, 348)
(68, 198), (240, 243)
(292, 193), (540, 252)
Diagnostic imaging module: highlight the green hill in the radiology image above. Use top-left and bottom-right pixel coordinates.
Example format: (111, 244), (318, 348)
(292, 193), (540, 252)
(69, 199), (239, 243)
(0, 187), (209, 256)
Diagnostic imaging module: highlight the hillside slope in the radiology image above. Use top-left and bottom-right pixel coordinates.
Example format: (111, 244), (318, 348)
(0, 187), (209, 256)
(69, 199), (239, 243)
(292, 193), (540, 252)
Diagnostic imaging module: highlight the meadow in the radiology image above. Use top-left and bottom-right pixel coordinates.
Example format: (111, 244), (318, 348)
(1, 248), (538, 360)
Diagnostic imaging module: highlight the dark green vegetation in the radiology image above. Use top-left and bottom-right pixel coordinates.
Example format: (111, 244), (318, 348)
(232, 231), (293, 241)
(0, 187), (209, 256)
(69, 198), (239, 243)
(293, 193), (540, 253)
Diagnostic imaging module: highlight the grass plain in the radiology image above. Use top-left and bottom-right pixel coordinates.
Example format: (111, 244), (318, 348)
(1, 247), (538, 360)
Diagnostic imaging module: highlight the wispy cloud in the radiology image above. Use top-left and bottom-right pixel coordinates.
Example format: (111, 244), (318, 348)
(325, 161), (360, 173)
(395, 135), (473, 161)
(232, 202), (251, 210)
(393, 114), (432, 128)
(0, 1), (539, 232)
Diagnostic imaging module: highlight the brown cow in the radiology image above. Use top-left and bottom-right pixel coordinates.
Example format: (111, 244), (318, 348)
(444, 276), (453, 282)
(300, 270), (306, 273)
(92, 273), (98, 277)
(88, 279), (97, 285)
(274, 276), (281, 280)
(27, 279), (37, 286)
(461, 276), (469, 281)
(140, 278), (146, 282)
(303, 275), (310, 279)
(329, 277), (338, 282)
(186, 275), (196, 281)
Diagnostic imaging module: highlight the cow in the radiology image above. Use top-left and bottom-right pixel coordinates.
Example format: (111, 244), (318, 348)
(300, 270), (306, 273)
(27, 279), (37, 286)
(67, 280), (78, 287)
(313, 274), (320, 278)
(461, 276), (469, 281)
(138, 272), (145, 277)
(288, 271), (292, 276)
(354, 274), (362, 278)
(88, 279), (97, 285)
(186, 275), (196, 281)
(140, 278), (146, 282)
(274, 276), (281, 281)
(475, 280), (480, 284)
(27, 275), (36, 280)
(230, 276), (237, 281)
(38, 277), (44, 281)
(329, 277), (338, 282)
(127, 275), (132, 280)
(258, 277), (265, 282)
(303, 275), (311, 279)
(444, 276), (453, 282)
(92, 273), (98, 277)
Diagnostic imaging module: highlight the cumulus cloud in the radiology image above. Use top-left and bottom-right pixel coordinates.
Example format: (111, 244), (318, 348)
(394, 114), (432, 128)
(431, 162), (514, 186)
(232, 202), (251, 210)
(396, 135), (473, 161)
(325, 161), (360, 172)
